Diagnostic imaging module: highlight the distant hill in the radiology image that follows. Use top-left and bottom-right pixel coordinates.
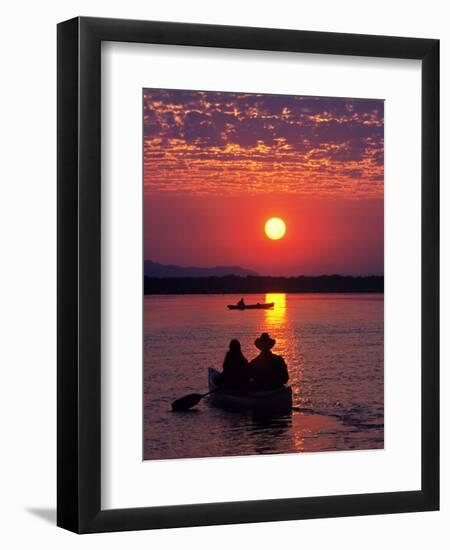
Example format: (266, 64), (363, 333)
(144, 274), (384, 294)
(144, 260), (259, 278)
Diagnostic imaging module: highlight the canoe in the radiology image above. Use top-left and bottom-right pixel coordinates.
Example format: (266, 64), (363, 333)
(208, 368), (292, 413)
(227, 302), (274, 310)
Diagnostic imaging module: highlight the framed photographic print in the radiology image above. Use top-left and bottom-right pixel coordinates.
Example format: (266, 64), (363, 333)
(57, 17), (439, 533)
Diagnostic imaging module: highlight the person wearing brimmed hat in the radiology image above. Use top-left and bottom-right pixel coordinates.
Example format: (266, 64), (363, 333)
(249, 333), (289, 390)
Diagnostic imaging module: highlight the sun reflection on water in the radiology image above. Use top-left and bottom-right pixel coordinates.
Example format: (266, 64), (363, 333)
(264, 293), (286, 328)
(264, 293), (289, 364)
(264, 293), (303, 407)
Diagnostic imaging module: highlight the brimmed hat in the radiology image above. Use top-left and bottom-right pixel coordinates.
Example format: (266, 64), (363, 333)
(254, 332), (276, 350)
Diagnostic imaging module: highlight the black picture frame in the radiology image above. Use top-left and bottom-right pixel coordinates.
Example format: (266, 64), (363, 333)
(57, 16), (439, 533)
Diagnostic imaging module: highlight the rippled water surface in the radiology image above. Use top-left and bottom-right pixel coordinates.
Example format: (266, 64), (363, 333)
(144, 293), (384, 460)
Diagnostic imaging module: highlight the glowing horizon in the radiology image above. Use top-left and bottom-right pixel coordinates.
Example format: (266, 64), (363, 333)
(143, 89), (384, 276)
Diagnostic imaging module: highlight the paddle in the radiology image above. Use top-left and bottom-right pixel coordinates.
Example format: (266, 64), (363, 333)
(171, 389), (220, 412)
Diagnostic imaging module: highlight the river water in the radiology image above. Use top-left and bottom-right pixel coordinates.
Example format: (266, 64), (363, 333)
(143, 293), (384, 460)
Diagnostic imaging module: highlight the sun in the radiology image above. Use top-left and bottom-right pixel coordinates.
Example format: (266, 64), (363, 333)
(265, 217), (286, 240)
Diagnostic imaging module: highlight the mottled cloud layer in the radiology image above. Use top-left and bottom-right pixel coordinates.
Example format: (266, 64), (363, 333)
(143, 89), (384, 198)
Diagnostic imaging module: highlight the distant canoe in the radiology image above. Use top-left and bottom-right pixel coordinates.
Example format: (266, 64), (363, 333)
(227, 302), (274, 310)
(208, 368), (292, 413)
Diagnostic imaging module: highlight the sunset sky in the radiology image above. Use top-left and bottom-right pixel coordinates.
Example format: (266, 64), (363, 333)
(143, 89), (384, 276)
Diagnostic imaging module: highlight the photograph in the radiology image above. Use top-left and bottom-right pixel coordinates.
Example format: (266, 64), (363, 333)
(50, 8), (440, 536)
(143, 88), (384, 460)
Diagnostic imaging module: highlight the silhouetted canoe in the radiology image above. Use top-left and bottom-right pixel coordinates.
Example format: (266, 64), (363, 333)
(227, 302), (274, 310)
(208, 368), (292, 413)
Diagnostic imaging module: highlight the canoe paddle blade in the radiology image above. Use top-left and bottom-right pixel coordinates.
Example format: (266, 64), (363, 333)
(171, 393), (205, 412)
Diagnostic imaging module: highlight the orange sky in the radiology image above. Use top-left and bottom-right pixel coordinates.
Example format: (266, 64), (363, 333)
(143, 90), (384, 276)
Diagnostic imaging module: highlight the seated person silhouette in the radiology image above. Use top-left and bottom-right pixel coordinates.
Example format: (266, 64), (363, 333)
(237, 297), (245, 307)
(214, 339), (250, 389)
(249, 333), (289, 390)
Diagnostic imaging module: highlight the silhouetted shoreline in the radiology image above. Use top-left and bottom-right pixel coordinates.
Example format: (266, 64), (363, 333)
(144, 275), (383, 294)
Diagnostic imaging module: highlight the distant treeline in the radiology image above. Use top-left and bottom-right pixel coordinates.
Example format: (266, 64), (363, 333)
(144, 275), (384, 294)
